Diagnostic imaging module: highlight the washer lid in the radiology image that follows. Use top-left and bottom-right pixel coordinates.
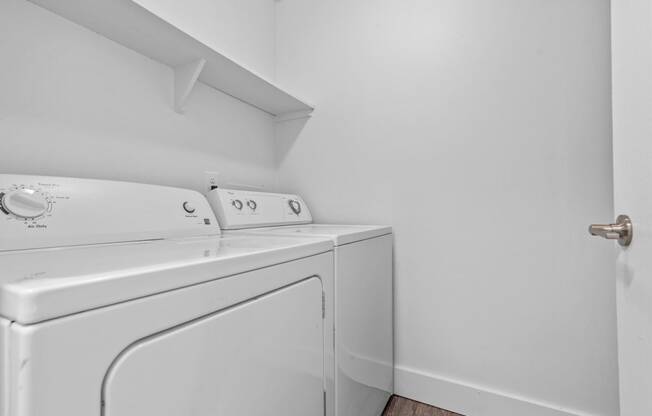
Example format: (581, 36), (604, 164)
(0, 235), (332, 324)
(236, 224), (392, 246)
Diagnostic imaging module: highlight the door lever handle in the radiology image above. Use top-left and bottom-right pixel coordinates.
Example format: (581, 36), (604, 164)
(588, 214), (633, 246)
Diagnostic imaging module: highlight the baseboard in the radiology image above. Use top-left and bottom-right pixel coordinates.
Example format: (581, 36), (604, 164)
(394, 366), (599, 416)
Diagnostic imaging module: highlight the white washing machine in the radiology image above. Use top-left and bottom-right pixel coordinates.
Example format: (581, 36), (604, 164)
(0, 175), (335, 416)
(207, 188), (394, 416)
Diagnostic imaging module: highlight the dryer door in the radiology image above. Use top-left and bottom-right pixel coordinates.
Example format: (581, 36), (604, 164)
(103, 277), (324, 416)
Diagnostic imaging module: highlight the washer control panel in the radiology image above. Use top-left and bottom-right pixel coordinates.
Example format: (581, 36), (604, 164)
(0, 175), (219, 251)
(206, 188), (312, 230)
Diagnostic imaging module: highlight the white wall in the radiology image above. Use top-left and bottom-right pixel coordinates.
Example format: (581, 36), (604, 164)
(136, 0), (276, 80)
(0, 0), (277, 192)
(275, 1), (617, 415)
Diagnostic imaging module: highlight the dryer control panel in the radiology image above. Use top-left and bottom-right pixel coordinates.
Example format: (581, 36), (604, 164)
(207, 188), (312, 230)
(0, 175), (219, 251)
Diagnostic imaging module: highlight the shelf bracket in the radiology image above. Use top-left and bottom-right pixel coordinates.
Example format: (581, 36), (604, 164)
(275, 109), (313, 123)
(173, 58), (206, 113)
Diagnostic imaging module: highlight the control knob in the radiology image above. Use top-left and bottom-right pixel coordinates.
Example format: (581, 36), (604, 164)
(2, 188), (48, 219)
(247, 200), (257, 211)
(232, 199), (244, 210)
(288, 199), (302, 215)
(182, 201), (196, 214)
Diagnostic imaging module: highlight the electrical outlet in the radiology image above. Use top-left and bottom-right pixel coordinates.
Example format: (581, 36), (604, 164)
(204, 171), (220, 192)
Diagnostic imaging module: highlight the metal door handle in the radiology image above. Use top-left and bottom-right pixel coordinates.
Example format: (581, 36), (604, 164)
(588, 214), (633, 246)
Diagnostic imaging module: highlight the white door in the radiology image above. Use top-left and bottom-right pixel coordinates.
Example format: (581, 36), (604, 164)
(607, 0), (652, 414)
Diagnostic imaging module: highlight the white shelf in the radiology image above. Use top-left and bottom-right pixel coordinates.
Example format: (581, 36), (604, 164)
(28, 0), (315, 118)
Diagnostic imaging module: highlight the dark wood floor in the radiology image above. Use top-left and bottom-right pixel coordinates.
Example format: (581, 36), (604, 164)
(383, 396), (463, 416)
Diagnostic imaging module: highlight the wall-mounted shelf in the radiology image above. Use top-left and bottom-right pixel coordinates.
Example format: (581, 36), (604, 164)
(27, 0), (315, 118)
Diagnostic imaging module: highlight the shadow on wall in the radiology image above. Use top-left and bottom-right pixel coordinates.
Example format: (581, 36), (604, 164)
(275, 115), (310, 165)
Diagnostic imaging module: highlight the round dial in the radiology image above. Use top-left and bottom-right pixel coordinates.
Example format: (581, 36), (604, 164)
(247, 200), (257, 210)
(232, 199), (243, 210)
(182, 201), (196, 213)
(2, 188), (49, 219)
(288, 199), (302, 215)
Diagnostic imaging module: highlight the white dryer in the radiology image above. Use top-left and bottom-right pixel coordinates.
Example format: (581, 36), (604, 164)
(0, 175), (335, 416)
(207, 188), (394, 416)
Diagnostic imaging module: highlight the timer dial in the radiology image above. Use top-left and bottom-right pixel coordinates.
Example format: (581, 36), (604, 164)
(2, 188), (49, 219)
(288, 199), (302, 215)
